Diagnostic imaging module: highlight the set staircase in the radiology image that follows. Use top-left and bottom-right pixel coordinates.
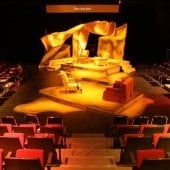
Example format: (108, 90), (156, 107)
(55, 133), (132, 170)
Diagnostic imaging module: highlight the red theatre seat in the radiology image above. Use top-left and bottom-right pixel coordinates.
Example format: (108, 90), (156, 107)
(135, 149), (166, 169)
(103, 77), (134, 103)
(0, 149), (3, 170)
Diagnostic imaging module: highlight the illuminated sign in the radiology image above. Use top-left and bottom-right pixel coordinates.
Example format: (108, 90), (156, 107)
(46, 4), (119, 13)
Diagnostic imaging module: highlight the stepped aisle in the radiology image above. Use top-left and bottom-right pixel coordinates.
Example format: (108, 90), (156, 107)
(55, 134), (132, 170)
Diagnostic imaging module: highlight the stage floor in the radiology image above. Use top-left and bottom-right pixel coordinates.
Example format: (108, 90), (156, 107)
(38, 80), (144, 114)
(2, 66), (170, 133)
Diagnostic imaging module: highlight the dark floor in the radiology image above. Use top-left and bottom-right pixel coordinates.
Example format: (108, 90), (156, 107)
(0, 65), (170, 136)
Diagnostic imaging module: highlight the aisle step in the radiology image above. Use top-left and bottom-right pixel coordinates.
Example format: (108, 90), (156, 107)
(59, 148), (121, 163)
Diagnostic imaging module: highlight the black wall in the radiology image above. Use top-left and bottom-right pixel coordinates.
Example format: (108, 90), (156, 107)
(0, 0), (170, 65)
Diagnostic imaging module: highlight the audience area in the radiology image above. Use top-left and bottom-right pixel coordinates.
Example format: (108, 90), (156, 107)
(0, 62), (170, 169)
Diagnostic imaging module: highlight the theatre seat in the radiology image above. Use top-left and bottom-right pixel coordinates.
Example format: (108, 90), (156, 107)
(103, 77), (134, 103)
(131, 149), (166, 170)
(16, 149), (44, 168)
(0, 149), (3, 170)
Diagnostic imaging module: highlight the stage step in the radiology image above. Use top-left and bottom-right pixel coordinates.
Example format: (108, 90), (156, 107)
(55, 133), (130, 170)
(71, 133), (105, 138)
(51, 166), (132, 170)
(59, 148), (121, 163)
(66, 137), (113, 149)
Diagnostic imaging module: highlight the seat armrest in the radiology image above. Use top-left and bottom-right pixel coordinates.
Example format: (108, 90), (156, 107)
(130, 152), (136, 165)
(6, 151), (13, 158)
(46, 152), (53, 166)
(119, 136), (124, 147)
(167, 152), (170, 157)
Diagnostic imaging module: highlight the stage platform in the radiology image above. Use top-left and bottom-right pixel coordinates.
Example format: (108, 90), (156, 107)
(65, 62), (121, 82)
(38, 80), (144, 115)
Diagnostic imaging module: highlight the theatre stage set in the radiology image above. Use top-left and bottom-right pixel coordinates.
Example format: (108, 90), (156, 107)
(14, 21), (154, 118)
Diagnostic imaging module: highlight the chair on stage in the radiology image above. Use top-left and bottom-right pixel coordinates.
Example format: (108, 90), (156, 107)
(103, 77), (134, 103)
(60, 70), (82, 93)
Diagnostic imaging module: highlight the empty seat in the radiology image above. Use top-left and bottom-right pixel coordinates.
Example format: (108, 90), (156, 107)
(3, 132), (25, 148)
(25, 114), (40, 129)
(0, 149), (3, 170)
(132, 116), (149, 125)
(131, 149), (166, 170)
(0, 124), (12, 135)
(120, 136), (153, 164)
(46, 116), (63, 126)
(112, 115), (128, 125)
(1, 116), (17, 125)
(4, 157), (43, 170)
(0, 136), (23, 156)
(151, 115), (168, 125)
(40, 125), (64, 147)
(27, 135), (60, 166)
(140, 124), (164, 137)
(16, 149), (44, 168)
(155, 136), (170, 152)
(117, 125), (140, 137)
(138, 158), (170, 170)
(12, 124), (36, 140)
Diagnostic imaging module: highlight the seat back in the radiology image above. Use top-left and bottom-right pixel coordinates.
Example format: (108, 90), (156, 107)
(132, 116), (149, 125)
(3, 132), (25, 148)
(112, 115), (128, 125)
(0, 149), (3, 170)
(156, 137), (170, 152)
(120, 137), (153, 164)
(117, 125), (140, 137)
(12, 126), (36, 139)
(151, 116), (168, 125)
(0, 136), (23, 156)
(4, 157), (42, 170)
(1, 116), (17, 125)
(140, 124), (164, 137)
(27, 136), (58, 165)
(16, 149), (44, 168)
(153, 133), (170, 148)
(136, 149), (166, 168)
(140, 158), (170, 170)
(0, 124), (12, 135)
(46, 116), (63, 125)
(25, 114), (40, 128)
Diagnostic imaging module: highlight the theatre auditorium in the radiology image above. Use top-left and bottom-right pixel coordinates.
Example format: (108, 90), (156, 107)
(0, 0), (170, 169)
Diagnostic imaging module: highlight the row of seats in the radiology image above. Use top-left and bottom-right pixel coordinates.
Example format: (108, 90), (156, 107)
(119, 132), (170, 165)
(0, 115), (68, 169)
(111, 115), (170, 166)
(0, 114), (64, 126)
(130, 148), (170, 170)
(112, 115), (169, 125)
